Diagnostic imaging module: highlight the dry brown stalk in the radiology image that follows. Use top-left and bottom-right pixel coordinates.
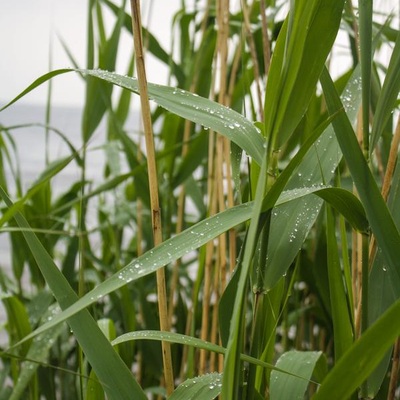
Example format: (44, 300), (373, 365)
(129, 0), (174, 394)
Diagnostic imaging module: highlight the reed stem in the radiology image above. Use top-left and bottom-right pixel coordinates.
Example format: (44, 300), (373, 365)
(130, 0), (174, 394)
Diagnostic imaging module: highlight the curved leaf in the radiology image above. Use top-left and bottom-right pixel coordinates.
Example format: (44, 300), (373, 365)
(169, 373), (222, 400)
(270, 351), (327, 400)
(313, 298), (400, 400)
(1, 69), (265, 165)
(315, 187), (369, 233)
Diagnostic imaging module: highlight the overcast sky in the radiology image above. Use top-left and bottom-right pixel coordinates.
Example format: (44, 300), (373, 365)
(0, 1), (398, 108)
(0, 0), (181, 107)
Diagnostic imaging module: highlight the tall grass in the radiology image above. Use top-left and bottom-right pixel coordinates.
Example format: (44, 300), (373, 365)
(0, 0), (399, 399)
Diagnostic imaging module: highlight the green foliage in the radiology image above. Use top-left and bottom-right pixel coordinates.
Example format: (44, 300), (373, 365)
(0, 0), (399, 398)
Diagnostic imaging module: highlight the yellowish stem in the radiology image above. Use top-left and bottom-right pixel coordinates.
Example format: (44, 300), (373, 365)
(130, 0), (174, 394)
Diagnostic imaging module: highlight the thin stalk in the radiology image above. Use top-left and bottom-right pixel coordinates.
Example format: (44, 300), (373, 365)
(241, 0), (264, 121)
(358, 0), (373, 159)
(45, 37), (53, 166)
(360, 232), (369, 397)
(129, 0), (174, 394)
(209, 253), (221, 371)
(259, 0), (271, 76)
(369, 114), (400, 262)
(199, 179), (218, 374)
(388, 338), (400, 400)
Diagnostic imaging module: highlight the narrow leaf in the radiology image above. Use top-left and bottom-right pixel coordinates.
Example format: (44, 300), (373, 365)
(270, 351), (326, 400)
(321, 67), (400, 299)
(314, 298), (400, 400)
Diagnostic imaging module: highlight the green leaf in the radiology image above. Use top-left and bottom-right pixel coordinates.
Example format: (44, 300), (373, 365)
(321, 67), (400, 299)
(264, 0), (345, 150)
(313, 297), (400, 400)
(9, 304), (64, 400)
(358, 0), (373, 154)
(0, 187), (147, 400)
(1, 69), (265, 165)
(0, 154), (77, 227)
(1, 295), (32, 356)
(169, 373), (222, 400)
(371, 26), (400, 150)
(222, 154), (269, 399)
(261, 67), (363, 290)
(316, 188), (369, 233)
(112, 330), (288, 373)
(326, 205), (354, 362)
(15, 202), (254, 346)
(270, 351), (326, 400)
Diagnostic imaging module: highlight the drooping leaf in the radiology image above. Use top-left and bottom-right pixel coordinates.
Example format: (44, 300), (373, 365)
(270, 351), (327, 400)
(0, 69), (265, 165)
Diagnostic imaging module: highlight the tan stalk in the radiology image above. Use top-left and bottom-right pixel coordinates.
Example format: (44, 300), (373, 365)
(353, 107), (364, 338)
(167, 119), (191, 324)
(199, 192), (218, 374)
(200, 68), (217, 374)
(136, 137), (144, 385)
(200, 0), (232, 375)
(369, 115), (400, 261)
(388, 337), (400, 400)
(241, 0), (264, 121)
(129, 0), (174, 394)
(168, 2), (211, 325)
(227, 38), (243, 104)
(372, 115), (400, 400)
(216, 136), (228, 290)
(209, 252), (222, 370)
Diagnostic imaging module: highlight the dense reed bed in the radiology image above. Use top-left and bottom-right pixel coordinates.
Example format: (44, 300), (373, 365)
(0, 0), (399, 398)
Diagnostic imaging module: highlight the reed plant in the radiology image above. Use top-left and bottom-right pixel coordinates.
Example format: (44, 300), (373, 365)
(0, 0), (399, 399)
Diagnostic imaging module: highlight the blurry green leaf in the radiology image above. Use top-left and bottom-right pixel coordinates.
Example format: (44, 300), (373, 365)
(102, 0), (186, 86)
(270, 351), (326, 400)
(371, 28), (400, 150)
(0, 154), (77, 227)
(1, 295), (32, 356)
(264, 0), (345, 150)
(314, 297), (400, 400)
(169, 373), (222, 400)
(0, 187), (147, 400)
(9, 304), (63, 400)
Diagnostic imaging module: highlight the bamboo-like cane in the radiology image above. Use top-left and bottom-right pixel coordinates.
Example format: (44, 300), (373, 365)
(129, 0), (174, 395)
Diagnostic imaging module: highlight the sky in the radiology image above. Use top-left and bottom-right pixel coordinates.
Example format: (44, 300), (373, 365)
(0, 1), (398, 108)
(0, 0), (181, 107)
